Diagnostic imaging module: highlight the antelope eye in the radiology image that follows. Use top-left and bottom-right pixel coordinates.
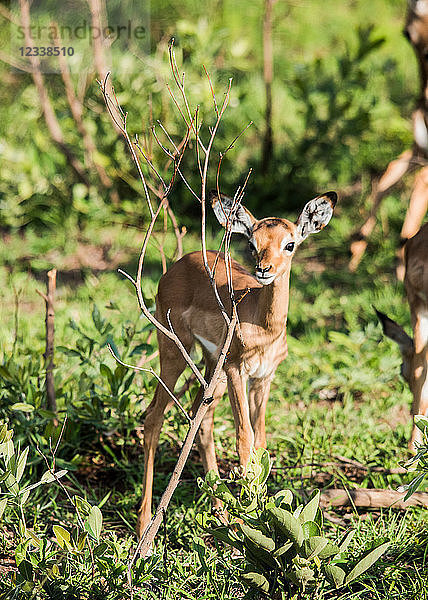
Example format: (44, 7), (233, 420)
(248, 241), (256, 254)
(403, 29), (411, 41)
(284, 242), (295, 252)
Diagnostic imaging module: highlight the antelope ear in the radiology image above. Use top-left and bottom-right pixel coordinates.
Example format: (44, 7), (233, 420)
(375, 308), (414, 354)
(210, 190), (257, 238)
(295, 191), (337, 243)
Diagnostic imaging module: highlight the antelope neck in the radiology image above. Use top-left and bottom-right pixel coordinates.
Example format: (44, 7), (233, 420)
(256, 269), (291, 332)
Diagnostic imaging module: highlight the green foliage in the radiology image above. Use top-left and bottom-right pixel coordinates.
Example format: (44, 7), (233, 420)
(0, 0), (416, 229)
(0, 424), (163, 598)
(197, 449), (390, 597)
(401, 416), (428, 499)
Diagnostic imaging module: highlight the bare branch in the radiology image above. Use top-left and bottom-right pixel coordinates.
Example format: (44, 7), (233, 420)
(100, 74), (155, 217)
(107, 345), (191, 423)
(19, 0), (90, 187)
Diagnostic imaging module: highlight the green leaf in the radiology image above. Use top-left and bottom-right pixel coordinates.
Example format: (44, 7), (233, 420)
(338, 529), (356, 553)
(324, 563), (346, 587)
(299, 490), (320, 524)
(77, 531), (88, 551)
(0, 366), (13, 381)
(302, 520), (321, 539)
(210, 526), (243, 551)
(302, 536), (329, 559)
(273, 540), (293, 557)
(21, 489), (30, 506)
(26, 530), (42, 549)
(40, 469), (68, 484)
(56, 346), (82, 357)
(18, 559), (33, 582)
(414, 415), (428, 432)
(345, 542), (390, 584)
(268, 506), (303, 547)
(244, 539), (279, 569)
(289, 566), (315, 585)
(130, 343), (153, 356)
(85, 505), (103, 541)
(213, 482), (236, 506)
(404, 473), (426, 500)
(0, 497), (8, 519)
(10, 403), (34, 413)
(240, 570), (269, 593)
(100, 364), (113, 384)
(239, 523), (275, 552)
(273, 489), (293, 506)
(53, 525), (72, 550)
(93, 542), (108, 557)
(256, 447), (272, 485)
(318, 541), (341, 559)
(92, 304), (104, 332)
(16, 447), (29, 483)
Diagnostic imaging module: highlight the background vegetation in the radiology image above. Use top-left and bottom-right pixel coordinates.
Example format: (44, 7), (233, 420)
(0, 0), (427, 598)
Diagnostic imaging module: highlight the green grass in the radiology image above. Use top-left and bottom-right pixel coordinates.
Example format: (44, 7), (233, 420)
(1, 183), (427, 598)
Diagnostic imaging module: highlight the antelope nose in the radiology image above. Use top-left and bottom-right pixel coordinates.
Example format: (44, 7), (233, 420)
(256, 265), (272, 275)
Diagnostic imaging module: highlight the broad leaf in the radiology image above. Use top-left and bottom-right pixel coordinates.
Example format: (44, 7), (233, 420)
(318, 541), (341, 559)
(324, 563), (346, 587)
(302, 536), (329, 559)
(338, 529), (356, 553)
(10, 403), (34, 413)
(53, 525), (72, 550)
(273, 541), (293, 557)
(289, 566), (315, 584)
(414, 415), (428, 432)
(16, 447), (29, 483)
(302, 520), (321, 539)
(210, 526), (243, 551)
(299, 490), (320, 524)
(268, 506), (303, 547)
(85, 505), (103, 541)
(240, 523), (275, 551)
(274, 489), (293, 506)
(0, 497), (8, 519)
(240, 570), (269, 593)
(345, 542), (390, 584)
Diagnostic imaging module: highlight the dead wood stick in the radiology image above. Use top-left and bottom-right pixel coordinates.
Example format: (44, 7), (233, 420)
(320, 488), (428, 510)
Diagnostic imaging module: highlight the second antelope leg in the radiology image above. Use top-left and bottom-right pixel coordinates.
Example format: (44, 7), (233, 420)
(248, 376), (274, 450)
(137, 332), (191, 539)
(227, 366), (254, 468)
(396, 165), (428, 280)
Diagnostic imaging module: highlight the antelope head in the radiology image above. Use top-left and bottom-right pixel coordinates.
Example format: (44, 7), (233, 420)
(210, 191), (337, 286)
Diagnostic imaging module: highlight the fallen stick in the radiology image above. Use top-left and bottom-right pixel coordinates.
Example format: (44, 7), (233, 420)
(320, 488), (428, 510)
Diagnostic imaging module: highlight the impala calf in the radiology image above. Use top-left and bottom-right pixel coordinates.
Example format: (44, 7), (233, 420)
(376, 222), (428, 451)
(136, 190), (337, 537)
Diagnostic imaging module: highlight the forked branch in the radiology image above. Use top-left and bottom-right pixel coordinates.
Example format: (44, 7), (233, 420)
(99, 54), (252, 567)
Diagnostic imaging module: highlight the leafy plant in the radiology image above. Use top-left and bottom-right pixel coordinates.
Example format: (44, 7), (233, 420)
(0, 422), (162, 598)
(197, 449), (390, 598)
(401, 415), (428, 499)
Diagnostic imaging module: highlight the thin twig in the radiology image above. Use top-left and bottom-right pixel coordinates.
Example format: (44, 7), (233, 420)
(107, 344), (191, 422)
